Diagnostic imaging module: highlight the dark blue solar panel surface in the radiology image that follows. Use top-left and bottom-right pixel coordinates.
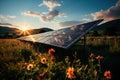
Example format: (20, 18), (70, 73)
(17, 19), (103, 48)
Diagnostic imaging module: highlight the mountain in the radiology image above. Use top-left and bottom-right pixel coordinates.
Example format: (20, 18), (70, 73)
(1, 19), (120, 38)
(0, 26), (18, 34)
(0, 26), (53, 38)
(92, 19), (120, 36)
(27, 28), (53, 34)
(97, 19), (120, 30)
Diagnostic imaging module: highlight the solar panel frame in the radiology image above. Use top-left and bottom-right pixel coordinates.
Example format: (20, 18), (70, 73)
(17, 19), (103, 49)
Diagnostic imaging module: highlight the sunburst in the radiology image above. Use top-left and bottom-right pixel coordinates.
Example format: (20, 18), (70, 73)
(18, 26), (35, 42)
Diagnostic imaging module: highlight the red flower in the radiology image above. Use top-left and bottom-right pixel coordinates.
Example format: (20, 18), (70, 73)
(48, 48), (55, 55)
(104, 70), (112, 79)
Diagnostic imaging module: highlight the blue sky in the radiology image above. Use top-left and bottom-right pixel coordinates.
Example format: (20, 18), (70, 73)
(0, 0), (119, 30)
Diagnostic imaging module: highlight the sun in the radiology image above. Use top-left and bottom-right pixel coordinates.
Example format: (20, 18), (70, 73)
(18, 27), (30, 36)
(21, 27), (28, 31)
(18, 26), (35, 42)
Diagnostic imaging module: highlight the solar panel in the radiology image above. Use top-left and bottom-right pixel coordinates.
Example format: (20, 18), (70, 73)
(17, 19), (103, 48)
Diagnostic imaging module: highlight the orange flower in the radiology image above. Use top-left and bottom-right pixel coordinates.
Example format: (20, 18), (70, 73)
(96, 55), (103, 60)
(48, 48), (55, 55)
(104, 70), (112, 79)
(41, 58), (47, 64)
(66, 67), (76, 79)
(27, 64), (33, 70)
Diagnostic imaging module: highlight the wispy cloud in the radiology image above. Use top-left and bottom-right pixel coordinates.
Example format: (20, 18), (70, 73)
(91, 0), (120, 22)
(0, 22), (19, 28)
(23, 10), (65, 22)
(57, 21), (83, 27)
(0, 23), (13, 26)
(23, 11), (41, 17)
(38, 0), (61, 11)
(82, 18), (92, 22)
(0, 15), (8, 21)
(7, 15), (16, 19)
(0, 14), (16, 21)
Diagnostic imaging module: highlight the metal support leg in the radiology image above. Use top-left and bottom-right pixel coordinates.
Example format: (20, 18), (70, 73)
(84, 35), (86, 52)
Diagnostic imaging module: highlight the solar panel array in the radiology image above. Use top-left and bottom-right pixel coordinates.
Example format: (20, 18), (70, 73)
(18, 19), (103, 48)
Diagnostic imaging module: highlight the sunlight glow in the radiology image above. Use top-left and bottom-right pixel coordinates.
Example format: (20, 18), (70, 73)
(16, 21), (38, 42)
(21, 27), (28, 31)
(19, 27), (29, 36)
(18, 26), (36, 42)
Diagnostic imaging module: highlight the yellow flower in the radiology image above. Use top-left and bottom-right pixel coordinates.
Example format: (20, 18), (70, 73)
(104, 70), (112, 79)
(66, 67), (76, 79)
(27, 64), (33, 70)
(41, 57), (47, 64)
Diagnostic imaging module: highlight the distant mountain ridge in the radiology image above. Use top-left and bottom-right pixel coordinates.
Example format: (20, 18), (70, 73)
(0, 19), (120, 38)
(0, 26), (53, 33)
(0, 26), (18, 34)
(96, 19), (120, 30)
(0, 26), (53, 38)
(92, 19), (120, 35)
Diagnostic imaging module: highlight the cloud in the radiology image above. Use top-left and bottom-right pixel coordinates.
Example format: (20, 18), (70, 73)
(92, 0), (120, 22)
(23, 10), (65, 22)
(0, 14), (16, 21)
(38, 0), (61, 11)
(23, 0), (66, 23)
(47, 10), (60, 20)
(23, 0), (65, 23)
(7, 15), (16, 19)
(0, 22), (18, 28)
(0, 23), (13, 26)
(82, 18), (92, 22)
(0, 15), (8, 21)
(57, 21), (83, 27)
(23, 11), (41, 17)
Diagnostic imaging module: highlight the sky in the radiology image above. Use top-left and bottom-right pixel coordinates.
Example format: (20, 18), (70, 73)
(0, 0), (120, 30)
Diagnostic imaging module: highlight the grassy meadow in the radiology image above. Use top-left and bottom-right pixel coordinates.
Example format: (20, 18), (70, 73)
(0, 37), (120, 80)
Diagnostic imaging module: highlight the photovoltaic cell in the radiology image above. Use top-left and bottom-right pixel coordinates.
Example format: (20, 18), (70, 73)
(17, 19), (103, 48)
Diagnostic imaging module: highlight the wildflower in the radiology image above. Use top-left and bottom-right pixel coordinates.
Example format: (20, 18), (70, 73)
(27, 64), (33, 70)
(96, 55), (103, 60)
(48, 48), (55, 55)
(66, 67), (76, 79)
(104, 70), (112, 79)
(89, 53), (95, 58)
(41, 57), (47, 64)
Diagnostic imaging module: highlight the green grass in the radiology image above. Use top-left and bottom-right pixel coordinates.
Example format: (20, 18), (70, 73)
(74, 36), (120, 55)
(0, 39), (35, 61)
(0, 36), (120, 80)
